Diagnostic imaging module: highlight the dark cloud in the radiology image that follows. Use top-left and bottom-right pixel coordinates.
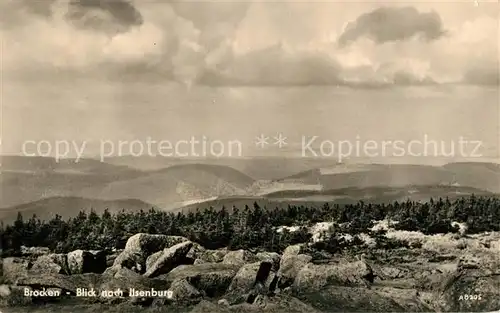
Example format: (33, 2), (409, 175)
(338, 6), (446, 47)
(66, 0), (143, 35)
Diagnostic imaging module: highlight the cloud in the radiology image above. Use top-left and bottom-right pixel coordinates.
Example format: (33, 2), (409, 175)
(197, 4), (497, 88)
(65, 0), (144, 35)
(197, 42), (445, 88)
(338, 6), (446, 47)
(0, 0), (143, 34)
(2, 0), (251, 86)
(199, 43), (343, 86)
(2, 2), (497, 88)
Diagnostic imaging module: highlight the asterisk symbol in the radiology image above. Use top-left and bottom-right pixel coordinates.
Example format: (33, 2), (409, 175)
(255, 134), (269, 148)
(273, 133), (287, 148)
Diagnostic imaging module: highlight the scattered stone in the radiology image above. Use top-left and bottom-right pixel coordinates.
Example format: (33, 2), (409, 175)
(159, 263), (239, 298)
(144, 241), (194, 278)
(222, 250), (258, 267)
(293, 260), (374, 292)
(194, 259), (208, 265)
(20, 246), (50, 257)
(225, 261), (275, 305)
(31, 254), (69, 275)
(113, 234), (189, 272)
(256, 252), (281, 271)
(103, 265), (141, 279)
(2, 257), (31, 283)
(186, 243), (207, 261)
(282, 244), (306, 257)
(106, 252), (120, 268)
(0, 285), (33, 306)
(190, 300), (231, 313)
(198, 249), (229, 263)
(168, 278), (202, 304)
(67, 250), (106, 274)
(277, 254), (312, 288)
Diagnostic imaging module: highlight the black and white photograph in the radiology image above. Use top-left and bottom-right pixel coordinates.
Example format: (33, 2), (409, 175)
(0, 0), (499, 312)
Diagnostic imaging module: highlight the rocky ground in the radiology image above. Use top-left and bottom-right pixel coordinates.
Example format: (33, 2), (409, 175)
(1, 231), (499, 313)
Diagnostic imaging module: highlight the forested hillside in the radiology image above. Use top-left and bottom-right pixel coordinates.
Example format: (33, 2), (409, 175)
(2, 195), (498, 256)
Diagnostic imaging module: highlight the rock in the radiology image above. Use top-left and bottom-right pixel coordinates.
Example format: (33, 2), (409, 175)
(0, 285), (10, 297)
(198, 249), (229, 263)
(276, 244), (311, 288)
(222, 250), (258, 267)
(106, 252), (120, 268)
(113, 233), (189, 272)
(190, 300), (231, 313)
(277, 254), (312, 288)
(438, 268), (500, 312)
(186, 243), (207, 261)
(0, 285), (33, 306)
(225, 261), (275, 305)
(218, 298), (230, 306)
(113, 250), (140, 272)
(256, 252), (281, 271)
(103, 265), (119, 277)
(145, 251), (163, 272)
(299, 286), (428, 312)
(20, 246), (50, 257)
(293, 261), (374, 292)
(2, 257), (31, 283)
(168, 278), (202, 304)
(190, 296), (320, 313)
(252, 294), (267, 307)
(282, 244), (306, 257)
(103, 265), (141, 279)
(31, 254), (69, 275)
(144, 241), (194, 278)
(125, 233), (189, 254)
(159, 263), (239, 298)
(194, 259), (208, 265)
(67, 250), (90, 274)
(67, 250), (107, 274)
(378, 266), (406, 280)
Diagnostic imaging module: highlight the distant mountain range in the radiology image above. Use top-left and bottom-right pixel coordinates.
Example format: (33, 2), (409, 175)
(1, 156), (499, 222)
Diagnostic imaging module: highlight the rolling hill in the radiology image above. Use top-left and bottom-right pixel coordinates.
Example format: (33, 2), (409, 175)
(2, 156), (498, 218)
(1, 155), (143, 177)
(76, 163), (256, 209)
(0, 197), (156, 223)
(0, 156), (143, 207)
(0, 157), (256, 210)
(0, 156), (145, 208)
(277, 162), (500, 193)
(176, 185), (498, 213)
(105, 156), (338, 180)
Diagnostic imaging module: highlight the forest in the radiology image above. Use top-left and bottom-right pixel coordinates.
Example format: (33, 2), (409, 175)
(1, 195), (499, 257)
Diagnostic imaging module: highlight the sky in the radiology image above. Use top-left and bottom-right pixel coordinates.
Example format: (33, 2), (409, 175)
(1, 0), (499, 162)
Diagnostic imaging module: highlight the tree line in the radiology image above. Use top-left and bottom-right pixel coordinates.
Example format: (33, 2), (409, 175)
(1, 195), (498, 257)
